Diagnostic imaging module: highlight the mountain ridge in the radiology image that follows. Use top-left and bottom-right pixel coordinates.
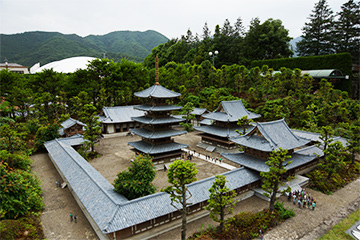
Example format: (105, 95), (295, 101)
(0, 30), (169, 66)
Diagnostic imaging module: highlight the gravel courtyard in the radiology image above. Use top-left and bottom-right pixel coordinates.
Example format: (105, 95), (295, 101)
(31, 131), (360, 240)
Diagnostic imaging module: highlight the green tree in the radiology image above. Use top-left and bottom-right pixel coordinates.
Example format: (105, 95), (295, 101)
(205, 175), (236, 233)
(334, 0), (360, 63)
(260, 148), (292, 212)
(320, 141), (347, 180)
(297, 0), (335, 56)
(242, 18), (293, 61)
(113, 154), (156, 200)
(347, 123), (360, 164)
(34, 123), (60, 150)
(0, 162), (44, 220)
(164, 160), (198, 240)
(236, 115), (254, 135)
(180, 102), (195, 132)
(80, 104), (101, 154)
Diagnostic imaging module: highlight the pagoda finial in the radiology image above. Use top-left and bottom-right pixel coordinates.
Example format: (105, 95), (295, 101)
(155, 54), (160, 85)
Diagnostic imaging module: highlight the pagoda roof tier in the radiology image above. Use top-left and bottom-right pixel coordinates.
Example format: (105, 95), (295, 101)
(130, 128), (187, 139)
(222, 145), (323, 173)
(132, 116), (185, 125)
(128, 140), (189, 154)
(230, 119), (311, 152)
(134, 104), (182, 112)
(203, 100), (261, 122)
(134, 85), (181, 99)
(195, 125), (255, 138)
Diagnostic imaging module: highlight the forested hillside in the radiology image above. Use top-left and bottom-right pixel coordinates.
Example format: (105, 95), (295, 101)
(1, 30), (168, 66)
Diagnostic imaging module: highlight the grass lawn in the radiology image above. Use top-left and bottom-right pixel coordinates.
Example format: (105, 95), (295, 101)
(319, 207), (360, 240)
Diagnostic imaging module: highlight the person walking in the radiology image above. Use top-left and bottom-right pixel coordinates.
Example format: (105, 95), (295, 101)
(312, 202), (316, 210)
(70, 214), (73, 222)
(74, 215), (77, 223)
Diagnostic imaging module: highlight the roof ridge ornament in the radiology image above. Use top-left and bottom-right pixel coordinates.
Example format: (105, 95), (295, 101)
(155, 54), (160, 85)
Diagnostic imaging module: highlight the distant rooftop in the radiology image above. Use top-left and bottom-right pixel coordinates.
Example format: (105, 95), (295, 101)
(231, 119), (310, 152)
(134, 85), (181, 99)
(203, 100), (261, 122)
(31, 56), (96, 74)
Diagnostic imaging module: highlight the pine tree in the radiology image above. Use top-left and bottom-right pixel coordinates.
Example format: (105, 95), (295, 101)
(260, 148), (292, 212)
(163, 160), (198, 240)
(297, 0), (335, 56)
(205, 175), (236, 233)
(334, 0), (360, 64)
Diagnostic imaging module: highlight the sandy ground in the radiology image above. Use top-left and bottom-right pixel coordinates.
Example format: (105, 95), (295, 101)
(31, 131), (360, 240)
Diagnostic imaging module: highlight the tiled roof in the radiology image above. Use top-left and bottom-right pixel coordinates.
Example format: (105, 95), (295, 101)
(130, 128), (187, 139)
(58, 118), (86, 136)
(44, 139), (129, 233)
(231, 119), (311, 152)
(222, 145), (322, 172)
(195, 125), (254, 138)
(56, 134), (87, 146)
(292, 129), (348, 147)
(45, 136), (261, 235)
(134, 85), (181, 98)
(192, 108), (208, 116)
(134, 105), (182, 112)
(103, 167), (260, 233)
(202, 100), (261, 122)
(101, 106), (144, 124)
(128, 141), (189, 154)
(132, 116), (185, 125)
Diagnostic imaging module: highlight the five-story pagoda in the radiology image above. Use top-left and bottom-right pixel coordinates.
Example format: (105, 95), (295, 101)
(128, 56), (188, 164)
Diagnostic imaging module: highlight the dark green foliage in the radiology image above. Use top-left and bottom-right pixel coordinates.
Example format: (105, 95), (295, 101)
(306, 162), (360, 194)
(189, 208), (286, 240)
(251, 53), (353, 94)
(334, 0), (360, 64)
(0, 214), (44, 240)
(274, 201), (295, 220)
(1, 30), (168, 66)
(113, 154), (156, 200)
(80, 104), (102, 154)
(0, 162), (44, 220)
(296, 0), (335, 56)
(34, 123), (60, 150)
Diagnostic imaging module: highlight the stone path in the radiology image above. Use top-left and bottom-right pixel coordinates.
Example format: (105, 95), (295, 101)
(183, 149), (237, 170)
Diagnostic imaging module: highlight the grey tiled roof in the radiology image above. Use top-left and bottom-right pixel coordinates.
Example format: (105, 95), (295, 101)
(195, 125), (254, 138)
(56, 134), (87, 146)
(128, 141), (189, 154)
(222, 145), (322, 172)
(45, 137), (261, 235)
(104, 167), (260, 233)
(231, 119), (311, 152)
(192, 108), (208, 116)
(60, 117), (86, 128)
(44, 139), (129, 233)
(130, 128), (187, 139)
(135, 105), (182, 112)
(292, 129), (349, 147)
(101, 106), (144, 124)
(134, 85), (181, 98)
(202, 100), (261, 122)
(132, 116), (185, 125)
(58, 118), (86, 136)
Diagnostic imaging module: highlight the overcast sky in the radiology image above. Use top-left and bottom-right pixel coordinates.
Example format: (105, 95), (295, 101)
(0, 0), (346, 40)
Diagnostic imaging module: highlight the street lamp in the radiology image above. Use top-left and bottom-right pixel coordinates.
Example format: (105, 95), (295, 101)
(209, 51), (219, 67)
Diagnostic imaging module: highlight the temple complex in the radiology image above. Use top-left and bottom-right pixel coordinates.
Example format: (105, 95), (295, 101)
(195, 100), (261, 149)
(222, 118), (323, 176)
(128, 56), (188, 163)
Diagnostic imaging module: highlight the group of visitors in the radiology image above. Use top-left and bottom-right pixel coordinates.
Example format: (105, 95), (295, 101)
(288, 189), (317, 210)
(205, 155), (222, 163)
